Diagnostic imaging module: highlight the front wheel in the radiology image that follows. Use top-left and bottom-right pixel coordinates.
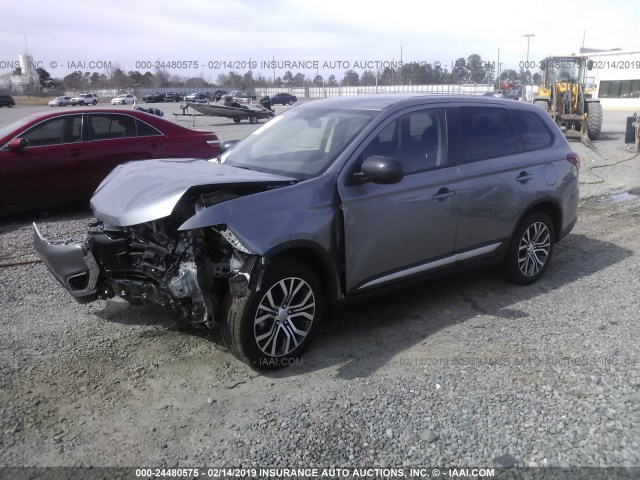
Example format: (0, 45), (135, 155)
(233, 117), (241, 123)
(586, 102), (603, 140)
(221, 259), (323, 370)
(249, 115), (258, 124)
(503, 212), (555, 285)
(92, 100), (97, 105)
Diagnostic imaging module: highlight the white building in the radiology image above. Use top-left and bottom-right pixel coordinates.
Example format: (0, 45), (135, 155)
(577, 49), (640, 109)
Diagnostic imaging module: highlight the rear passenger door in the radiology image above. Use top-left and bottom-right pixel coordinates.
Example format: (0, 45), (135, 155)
(339, 107), (461, 292)
(451, 106), (537, 253)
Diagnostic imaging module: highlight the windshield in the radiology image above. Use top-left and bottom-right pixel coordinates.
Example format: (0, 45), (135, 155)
(545, 58), (585, 86)
(222, 107), (376, 179)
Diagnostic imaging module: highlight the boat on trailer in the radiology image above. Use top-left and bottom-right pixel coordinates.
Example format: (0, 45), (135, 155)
(186, 102), (275, 124)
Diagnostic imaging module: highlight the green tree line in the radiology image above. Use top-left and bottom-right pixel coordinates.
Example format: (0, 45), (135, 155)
(34, 54), (540, 91)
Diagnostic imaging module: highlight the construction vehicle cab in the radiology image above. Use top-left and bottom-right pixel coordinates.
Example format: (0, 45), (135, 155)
(533, 56), (602, 143)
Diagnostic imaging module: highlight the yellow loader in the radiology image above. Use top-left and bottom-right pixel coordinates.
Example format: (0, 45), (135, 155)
(533, 56), (602, 145)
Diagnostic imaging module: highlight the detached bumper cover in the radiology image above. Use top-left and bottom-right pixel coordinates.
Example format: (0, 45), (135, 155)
(33, 223), (101, 304)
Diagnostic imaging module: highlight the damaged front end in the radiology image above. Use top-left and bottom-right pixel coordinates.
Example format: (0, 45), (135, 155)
(33, 207), (265, 330)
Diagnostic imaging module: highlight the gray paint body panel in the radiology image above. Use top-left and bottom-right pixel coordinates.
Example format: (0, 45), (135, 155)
(178, 175), (340, 257)
(90, 159), (295, 226)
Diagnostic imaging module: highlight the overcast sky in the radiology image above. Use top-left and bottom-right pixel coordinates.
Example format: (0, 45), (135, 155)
(2, 0), (639, 82)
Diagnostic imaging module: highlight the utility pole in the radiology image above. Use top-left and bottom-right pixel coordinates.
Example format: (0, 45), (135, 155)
(524, 34), (535, 100)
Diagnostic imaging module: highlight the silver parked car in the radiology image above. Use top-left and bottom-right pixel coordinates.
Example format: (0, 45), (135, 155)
(48, 96), (74, 107)
(34, 95), (579, 369)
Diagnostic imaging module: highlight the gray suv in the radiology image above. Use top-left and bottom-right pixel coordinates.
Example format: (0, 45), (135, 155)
(34, 95), (579, 369)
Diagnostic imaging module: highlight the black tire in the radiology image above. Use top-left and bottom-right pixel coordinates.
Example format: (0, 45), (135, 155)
(586, 102), (603, 140)
(92, 100), (97, 105)
(533, 100), (548, 112)
(233, 118), (241, 123)
(503, 212), (555, 285)
(249, 115), (258, 124)
(121, 100), (126, 105)
(221, 258), (323, 370)
(72, 102), (76, 106)
(79, 101), (85, 106)
(288, 100), (293, 105)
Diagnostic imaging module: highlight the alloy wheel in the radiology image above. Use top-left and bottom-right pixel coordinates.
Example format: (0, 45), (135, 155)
(517, 221), (551, 277)
(253, 276), (316, 357)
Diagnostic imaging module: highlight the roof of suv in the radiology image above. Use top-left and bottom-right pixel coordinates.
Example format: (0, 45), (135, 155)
(296, 94), (531, 111)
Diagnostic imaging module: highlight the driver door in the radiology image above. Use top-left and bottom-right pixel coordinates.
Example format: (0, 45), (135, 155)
(337, 107), (461, 292)
(0, 113), (87, 209)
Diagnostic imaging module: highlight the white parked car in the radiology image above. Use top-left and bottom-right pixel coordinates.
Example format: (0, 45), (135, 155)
(111, 94), (137, 105)
(71, 93), (99, 105)
(48, 96), (74, 107)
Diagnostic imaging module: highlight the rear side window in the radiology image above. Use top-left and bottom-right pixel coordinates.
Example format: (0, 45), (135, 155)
(136, 120), (162, 137)
(461, 107), (517, 162)
(511, 110), (554, 151)
(89, 114), (137, 140)
(88, 114), (162, 139)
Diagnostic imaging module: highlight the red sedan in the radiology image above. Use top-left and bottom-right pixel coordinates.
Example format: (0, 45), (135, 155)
(0, 109), (220, 213)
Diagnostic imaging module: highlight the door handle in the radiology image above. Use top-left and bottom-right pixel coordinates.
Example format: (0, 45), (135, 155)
(516, 172), (534, 183)
(433, 188), (456, 201)
(68, 149), (83, 156)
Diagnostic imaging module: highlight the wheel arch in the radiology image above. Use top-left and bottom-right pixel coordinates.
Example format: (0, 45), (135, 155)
(264, 241), (342, 306)
(515, 199), (563, 241)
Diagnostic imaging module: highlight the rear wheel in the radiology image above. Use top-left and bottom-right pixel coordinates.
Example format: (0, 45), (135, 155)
(249, 115), (258, 124)
(586, 102), (603, 140)
(222, 258), (323, 370)
(503, 212), (555, 285)
(233, 118), (241, 123)
(288, 100), (293, 105)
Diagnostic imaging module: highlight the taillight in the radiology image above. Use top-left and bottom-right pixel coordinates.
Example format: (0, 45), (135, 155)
(566, 152), (580, 173)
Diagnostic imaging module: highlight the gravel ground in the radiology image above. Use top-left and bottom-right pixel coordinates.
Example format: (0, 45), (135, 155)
(0, 103), (639, 474)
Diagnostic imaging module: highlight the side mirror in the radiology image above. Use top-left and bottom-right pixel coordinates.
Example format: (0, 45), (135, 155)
(7, 138), (27, 151)
(220, 139), (239, 153)
(587, 60), (594, 71)
(356, 156), (404, 184)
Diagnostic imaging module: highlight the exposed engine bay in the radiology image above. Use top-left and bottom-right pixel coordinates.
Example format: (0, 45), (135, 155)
(34, 186), (273, 330)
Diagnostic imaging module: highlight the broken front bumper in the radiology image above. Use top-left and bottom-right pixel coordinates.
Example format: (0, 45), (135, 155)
(33, 223), (102, 304)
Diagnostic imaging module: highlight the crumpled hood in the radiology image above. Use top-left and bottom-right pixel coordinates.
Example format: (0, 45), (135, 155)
(90, 158), (295, 226)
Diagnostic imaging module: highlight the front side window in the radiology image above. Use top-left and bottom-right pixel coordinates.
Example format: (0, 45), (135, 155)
(21, 115), (83, 147)
(461, 107), (517, 162)
(361, 109), (447, 174)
